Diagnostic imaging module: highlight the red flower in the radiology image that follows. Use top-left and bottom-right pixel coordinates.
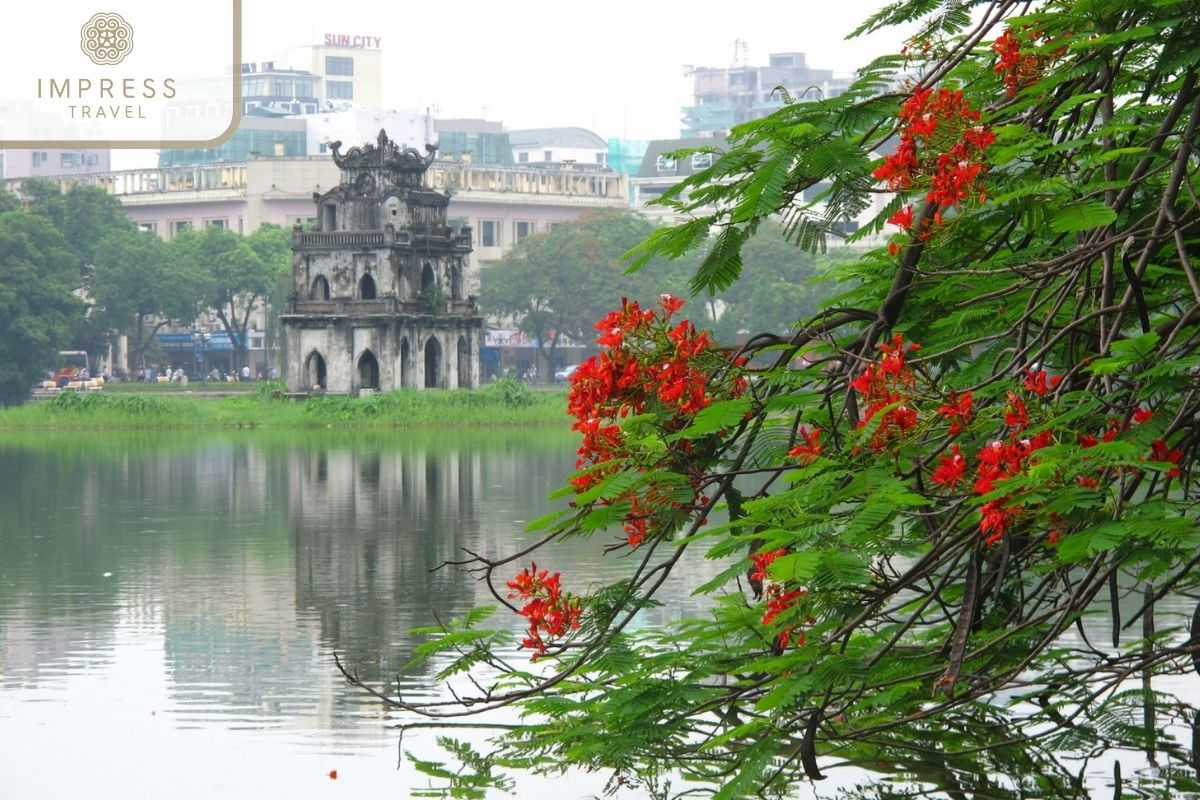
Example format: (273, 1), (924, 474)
(1132, 406), (1153, 424)
(658, 293), (685, 316)
(887, 205), (915, 231)
(1150, 439), (1183, 478)
(509, 563), (582, 660)
(328, 770), (338, 780)
(931, 444), (967, 489)
(763, 588), (806, 627)
(979, 500), (1013, 545)
(1004, 392), (1029, 430)
(750, 548), (787, 582)
(788, 427), (823, 464)
(1022, 368), (1061, 395)
(936, 389), (973, 435)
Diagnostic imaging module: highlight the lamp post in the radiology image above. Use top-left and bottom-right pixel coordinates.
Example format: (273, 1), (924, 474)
(192, 322), (205, 383)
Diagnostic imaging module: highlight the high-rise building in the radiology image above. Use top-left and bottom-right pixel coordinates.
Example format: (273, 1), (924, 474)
(289, 38), (383, 109)
(682, 51), (854, 138)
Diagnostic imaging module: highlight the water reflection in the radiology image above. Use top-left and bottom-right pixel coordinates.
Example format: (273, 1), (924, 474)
(0, 430), (607, 797)
(7, 432), (1189, 798)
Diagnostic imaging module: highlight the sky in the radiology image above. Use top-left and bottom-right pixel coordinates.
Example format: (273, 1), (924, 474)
(110, 0), (910, 168)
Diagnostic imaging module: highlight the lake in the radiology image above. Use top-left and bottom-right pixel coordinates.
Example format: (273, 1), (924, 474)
(2, 431), (1196, 798)
(0, 430), (730, 799)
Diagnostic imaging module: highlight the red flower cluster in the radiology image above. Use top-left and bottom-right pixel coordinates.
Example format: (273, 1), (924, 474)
(875, 87), (995, 248)
(567, 295), (747, 548)
(992, 27), (1067, 97)
(750, 548), (787, 582)
(930, 443), (967, 489)
(936, 389), (973, 436)
(507, 563), (583, 660)
(763, 583), (808, 650)
(1150, 439), (1183, 479)
(849, 334), (921, 451)
(974, 432), (1055, 544)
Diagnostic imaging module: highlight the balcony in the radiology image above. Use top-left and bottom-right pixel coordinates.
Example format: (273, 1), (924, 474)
(283, 297), (480, 318)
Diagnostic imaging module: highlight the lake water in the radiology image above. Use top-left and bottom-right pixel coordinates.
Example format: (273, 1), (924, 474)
(0, 430), (732, 799)
(2, 431), (1196, 799)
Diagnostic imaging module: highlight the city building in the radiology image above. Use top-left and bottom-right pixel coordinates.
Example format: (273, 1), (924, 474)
(280, 129), (483, 394)
(507, 127), (609, 169)
(239, 61), (321, 116)
(1, 147), (111, 179)
(158, 115), (307, 168)
(288, 38), (383, 108)
(682, 51), (854, 138)
(434, 119), (514, 168)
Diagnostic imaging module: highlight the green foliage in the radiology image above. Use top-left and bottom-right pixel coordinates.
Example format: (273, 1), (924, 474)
(0, 387), (567, 430)
(0, 211), (81, 406)
(361, 1), (1200, 798)
(482, 208), (694, 376)
(90, 228), (206, 368)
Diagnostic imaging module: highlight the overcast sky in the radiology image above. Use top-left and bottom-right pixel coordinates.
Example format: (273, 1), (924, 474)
(111, 1), (911, 168)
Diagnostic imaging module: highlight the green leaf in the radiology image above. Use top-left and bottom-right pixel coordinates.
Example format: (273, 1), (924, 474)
(1049, 201), (1117, 233)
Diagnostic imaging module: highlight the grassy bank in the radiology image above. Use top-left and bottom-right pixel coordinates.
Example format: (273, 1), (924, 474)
(3, 379), (570, 430)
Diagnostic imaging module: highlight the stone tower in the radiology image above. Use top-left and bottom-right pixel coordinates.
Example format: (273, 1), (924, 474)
(282, 129), (483, 393)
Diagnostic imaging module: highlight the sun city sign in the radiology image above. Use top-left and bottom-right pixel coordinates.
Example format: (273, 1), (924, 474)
(322, 33), (382, 49)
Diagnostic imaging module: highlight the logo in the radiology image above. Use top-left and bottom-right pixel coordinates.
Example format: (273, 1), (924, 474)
(80, 12), (134, 65)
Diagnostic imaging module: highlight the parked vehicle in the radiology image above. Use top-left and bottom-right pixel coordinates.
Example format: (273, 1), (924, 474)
(554, 364), (580, 383)
(53, 351), (89, 387)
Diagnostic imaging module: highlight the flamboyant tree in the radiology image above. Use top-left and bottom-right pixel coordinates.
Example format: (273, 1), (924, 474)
(345, 0), (1200, 796)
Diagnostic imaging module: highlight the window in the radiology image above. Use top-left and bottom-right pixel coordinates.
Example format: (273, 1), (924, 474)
(544, 150), (553, 162)
(85, 153), (99, 166)
(656, 155), (677, 174)
(268, 78), (292, 97)
(137, 221), (157, 235)
(204, 218), (228, 230)
(169, 220), (192, 238)
(518, 152), (528, 163)
(595, 153), (606, 165)
(480, 220), (500, 248)
(61, 153), (78, 168)
(514, 220), (534, 242)
(325, 56), (354, 76)
(327, 80), (354, 100)
(690, 152), (714, 169)
(32, 152), (48, 167)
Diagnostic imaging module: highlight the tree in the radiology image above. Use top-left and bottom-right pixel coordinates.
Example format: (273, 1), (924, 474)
(0, 211), (81, 405)
(246, 223), (294, 372)
(708, 223), (846, 342)
(172, 225), (286, 371)
(482, 208), (692, 377)
(0, 187), (19, 214)
(21, 179), (134, 273)
(90, 228), (205, 369)
(345, 1), (1200, 797)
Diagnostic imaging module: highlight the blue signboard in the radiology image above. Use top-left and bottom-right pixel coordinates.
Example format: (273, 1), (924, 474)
(155, 332), (236, 351)
(155, 333), (193, 348)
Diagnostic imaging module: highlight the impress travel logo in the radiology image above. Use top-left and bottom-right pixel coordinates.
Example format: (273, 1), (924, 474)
(0, 1), (240, 147)
(80, 12), (135, 66)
